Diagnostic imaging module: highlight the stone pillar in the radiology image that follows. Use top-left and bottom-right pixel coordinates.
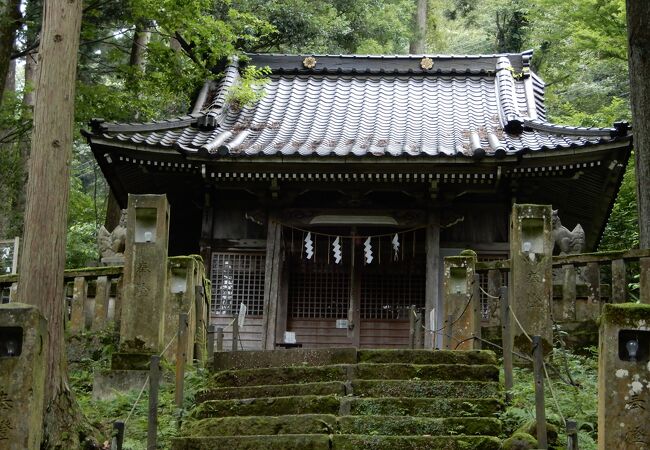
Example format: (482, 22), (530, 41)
(442, 250), (477, 350)
(599, 304), (650, 450)
(0, 303), (47, 449)
(118, 194), (170, 359)
(510, 204), (553, 353)
(163, 256), (200, 363)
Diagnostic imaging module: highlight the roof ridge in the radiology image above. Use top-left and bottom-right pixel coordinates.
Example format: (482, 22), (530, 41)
(495, 56), (525, 134)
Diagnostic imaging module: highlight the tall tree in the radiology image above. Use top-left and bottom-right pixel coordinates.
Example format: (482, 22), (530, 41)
(0, 0), (21, 103)
(626, 0), (650, 248)
(16, 0), (90, 447)
(409, 0), (427, 53)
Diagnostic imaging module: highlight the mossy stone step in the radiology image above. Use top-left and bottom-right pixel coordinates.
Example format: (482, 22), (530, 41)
(210, 363), (498, 388)
(198, 381), (347, 402)
(180, 414), (501, 437)
(193, 395), (341, 419)
(358, 349), (497, 366)
(332, 435), (502, 450)
(213, 348), (357, 370)
(351, 380), (501, 398)
(344, 397), (502, 417)
(171, 434), (331, 450)
(354, 363), (499, 381)
(181, 414), (338, 437)
(211, 365), (349, 387)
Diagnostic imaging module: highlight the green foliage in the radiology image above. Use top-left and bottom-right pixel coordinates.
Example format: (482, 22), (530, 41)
(225, 64), (271, 109)
(501, 348), (598, 450)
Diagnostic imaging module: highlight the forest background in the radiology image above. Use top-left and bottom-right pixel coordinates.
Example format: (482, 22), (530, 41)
(0, 0), (635, 267)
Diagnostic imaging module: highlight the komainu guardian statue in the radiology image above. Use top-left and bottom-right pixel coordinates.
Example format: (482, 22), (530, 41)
(551, 209), (586, 255)
(97, 210), (127, 263)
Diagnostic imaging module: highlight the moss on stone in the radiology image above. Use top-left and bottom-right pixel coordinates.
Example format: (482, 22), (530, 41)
(181, 414), (337, 436)
(110, 351), (153, 370)
(192, 395), (341, 419)
(171, 434), (331, 450)
(357, 350), (497, 365)
(199, 381), (346, 402)
(354, 363), (499, 381)
(211, 365), (349, 387)
(331, 435), (502, 450)
(213, 348), (357, 370)
(336, 416), (501, 436)
(601, 303), (650, 327)
(345, 397), (502, 418)
(502, 432), (537, 450)
(351, 380), (501, 399)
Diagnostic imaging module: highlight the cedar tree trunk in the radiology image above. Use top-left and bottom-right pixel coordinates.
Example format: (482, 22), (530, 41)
(17, 0), (90, 447)
(0, 0), (21, 103)
(626, 0), (650, 248)
(409, 0), (427, 54)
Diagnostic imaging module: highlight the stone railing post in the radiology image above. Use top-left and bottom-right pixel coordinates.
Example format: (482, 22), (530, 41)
(599, 303), (650, 449)
(510, 204), (553, 354)
(442, 250), (477, 350)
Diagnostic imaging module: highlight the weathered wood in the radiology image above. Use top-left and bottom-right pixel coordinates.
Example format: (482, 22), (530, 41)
(583, 262), (601, 305)
(640, 257), (650, 304)
(409, 306), (416, 349)
(552, 248), (650, 266)
(561, 265), (576, 321)
(424, 212), (440, 349)
(500, 286), (513, 403)
(486, 269), (501, 325)
(611, 259), (626, 303)
(232, 319), (239, 352)
(262, 213), (283, 349)
(207, 325), (216, 361)
(92, 276), (110, 331)
(111, 421), (124, 450)
(175, 313), (188, 407)
(148, 355), (160, 450)
(566, 419), (578, 450)
(414, 310), (423, 349)
(70, 277), (87, 332)
(472, 273), (481, 350)
(216, 327), (224, 352)
(533, 335), (548, 449)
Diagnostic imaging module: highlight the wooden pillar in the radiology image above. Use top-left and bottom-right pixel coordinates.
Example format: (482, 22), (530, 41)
(472, 273), (481, 349)
(348, 230), (361, 348)
(262, 212), (283, 349)
(640, 257), (650, 304)
(425, 212), (440, 349)
(199, 191), (214, 284)
(275, 263), (289, 344)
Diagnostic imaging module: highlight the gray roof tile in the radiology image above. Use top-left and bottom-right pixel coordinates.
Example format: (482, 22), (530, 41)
(86, 52), (629, 158)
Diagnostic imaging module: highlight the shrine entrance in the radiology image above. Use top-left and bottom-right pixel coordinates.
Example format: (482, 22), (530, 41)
(285, 227), (426, 348)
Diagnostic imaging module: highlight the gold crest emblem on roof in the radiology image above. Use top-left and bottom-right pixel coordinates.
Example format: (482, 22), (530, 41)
(303, 56), (317, 69)
(420, 57), (434, 70)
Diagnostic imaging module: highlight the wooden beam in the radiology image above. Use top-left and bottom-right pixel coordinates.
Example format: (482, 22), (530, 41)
(262, 212), (283, 349)
(425, 212), (440, 349)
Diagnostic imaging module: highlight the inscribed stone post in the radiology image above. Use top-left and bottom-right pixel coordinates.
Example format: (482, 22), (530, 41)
(118, 194), (170, 360)
(510, 204), (553, 353)
(598, 304), (650, 450)
(0, 303), (47, 449)
(442, 250), (477, 350)
(163, 256), (200, 363)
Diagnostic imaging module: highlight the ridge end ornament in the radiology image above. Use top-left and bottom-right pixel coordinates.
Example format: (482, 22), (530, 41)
(303, 56), (317, 69)
(420, 57), (434, 70)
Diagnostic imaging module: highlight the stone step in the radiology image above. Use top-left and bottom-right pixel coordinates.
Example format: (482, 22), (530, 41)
(198, 381), (347, 402)
(198, 379), (501, 401)
(192, 395), (502, 420)
(181, 414), (501, 437)
(193, 395), (341, 419)
(351, 380), (501, 399)
(332, 435), (502, 450)
(210, 363), (498, 388)
(210, 348), (498, 371)
(344, 397), (502, 418)
(171, 434), (501, 450)
(358, 349), (497, 366)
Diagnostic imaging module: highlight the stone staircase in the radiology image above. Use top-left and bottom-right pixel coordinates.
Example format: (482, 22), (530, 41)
(172, 348), (503, 450)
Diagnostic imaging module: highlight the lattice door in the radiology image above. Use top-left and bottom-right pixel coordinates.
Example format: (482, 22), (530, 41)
(211, 252), (266, 316)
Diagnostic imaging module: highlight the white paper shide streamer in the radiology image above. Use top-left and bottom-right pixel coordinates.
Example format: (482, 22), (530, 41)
(304, 232), (314, 260)
(332, 236), (342, 264)
(392, 233), (400, 260)
(364, 237), (373, 264)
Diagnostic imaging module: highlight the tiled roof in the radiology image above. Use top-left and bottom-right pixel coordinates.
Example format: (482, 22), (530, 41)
(86, 51), (629, 159)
